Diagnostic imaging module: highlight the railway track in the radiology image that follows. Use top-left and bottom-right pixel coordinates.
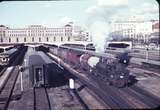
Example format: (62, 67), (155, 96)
(92, 75), (160, 109)
(47, 52), (131, 108)
(122, 86), (160, 108)
(0, 68), (6, 77)
(128, 64), (160, 78)
(0, 66), (19, 110)
(0, 47), (27, 110)
(71, 89), (89, 110)
(89, 68), (160, 108)
(0, 66), (4, 74)
(33, 87), (51, 110)
(43, 52), (89, 109)
(47, 52), (160, 109)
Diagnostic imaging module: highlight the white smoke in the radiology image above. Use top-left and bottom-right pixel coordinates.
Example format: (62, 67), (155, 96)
(88, 21), (109, 52)
(85, 0), (129, 52)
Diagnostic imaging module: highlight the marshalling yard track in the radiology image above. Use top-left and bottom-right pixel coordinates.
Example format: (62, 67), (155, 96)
(46, 48), (160, 109)
(0, 45), (160, 109)
(0, 47), (27, 110)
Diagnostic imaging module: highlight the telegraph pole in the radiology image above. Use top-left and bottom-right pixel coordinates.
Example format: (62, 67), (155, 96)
(19, 66), (24, 92)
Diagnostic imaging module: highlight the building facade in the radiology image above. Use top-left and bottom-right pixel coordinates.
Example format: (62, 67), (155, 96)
(0, 25), (8, 43)
(150, 21), (159, 44)
(109, 20), (157, 44)
(0, 23), (91, 44)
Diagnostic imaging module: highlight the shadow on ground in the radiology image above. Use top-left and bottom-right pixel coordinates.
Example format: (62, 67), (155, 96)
(127, 75), (138, 87)
(45, 63), (77, 88)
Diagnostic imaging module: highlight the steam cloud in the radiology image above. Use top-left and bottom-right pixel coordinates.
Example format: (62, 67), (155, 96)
(85, 0), (129, 52)
(88, 21), (109, 52)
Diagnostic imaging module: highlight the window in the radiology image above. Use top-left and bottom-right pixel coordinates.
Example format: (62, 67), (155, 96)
(54, 36), (56, 41)
(46, 37), (49, 42)
(24, 37), (26, 42)
(0, 38), (3, 42)
(32, 37), (34, 42)
(68, 36), (70, 41)
(39, 37), (41, 42)
(61, 37), (63, 41)
(16, 38), (19, 42)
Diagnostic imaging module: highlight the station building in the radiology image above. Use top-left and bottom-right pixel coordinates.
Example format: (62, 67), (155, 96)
(0, 23), (91, 44)
(109, 17), (159, 44)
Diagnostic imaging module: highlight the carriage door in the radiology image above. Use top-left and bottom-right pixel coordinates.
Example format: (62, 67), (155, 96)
(34, 66), (44, 86)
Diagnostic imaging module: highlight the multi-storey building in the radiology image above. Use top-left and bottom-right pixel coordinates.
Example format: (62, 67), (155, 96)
(0, 25), (8, 43)
(150, 20), (159, 44)
(109, 20), (154, 43)
(0, 23), (91, 44)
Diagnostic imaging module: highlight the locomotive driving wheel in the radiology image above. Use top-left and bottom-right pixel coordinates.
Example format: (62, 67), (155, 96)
(114, 80), (126, 88)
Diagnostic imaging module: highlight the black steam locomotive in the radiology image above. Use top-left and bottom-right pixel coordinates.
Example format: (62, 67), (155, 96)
(91, 57), (130, 87)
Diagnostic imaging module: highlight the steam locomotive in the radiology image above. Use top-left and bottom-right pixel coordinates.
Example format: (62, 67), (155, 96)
(37, 43), (131, 88)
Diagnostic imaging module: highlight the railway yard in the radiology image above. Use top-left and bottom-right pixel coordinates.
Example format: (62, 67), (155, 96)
(0, 45), (160, 110)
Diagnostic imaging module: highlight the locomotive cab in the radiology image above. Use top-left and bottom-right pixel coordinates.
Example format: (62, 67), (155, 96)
(116, 52), (130, 65)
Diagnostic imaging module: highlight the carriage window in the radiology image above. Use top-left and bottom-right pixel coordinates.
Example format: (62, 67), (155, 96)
(108, 43), (130, 48)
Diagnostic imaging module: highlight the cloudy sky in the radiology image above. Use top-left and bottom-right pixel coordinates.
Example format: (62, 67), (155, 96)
(0, 0), (159, 28)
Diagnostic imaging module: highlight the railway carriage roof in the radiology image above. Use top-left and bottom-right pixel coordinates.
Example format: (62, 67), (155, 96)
(0, 48), (17, 55)
(29, 55), (46, 66)
(44, 41), (94, 47)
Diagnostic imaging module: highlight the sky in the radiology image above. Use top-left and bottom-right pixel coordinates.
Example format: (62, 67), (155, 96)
(0, 0), (159, 28)
(0, 0), (159, 51)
